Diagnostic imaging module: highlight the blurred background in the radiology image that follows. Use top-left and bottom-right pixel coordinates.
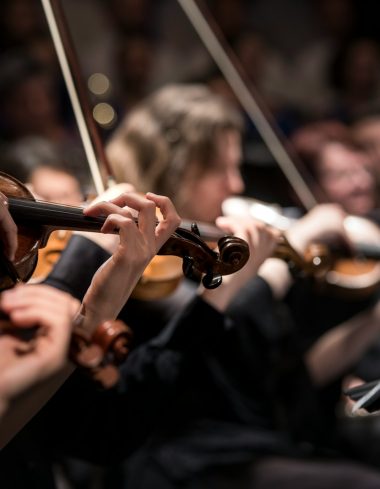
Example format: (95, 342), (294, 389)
(1, 0), (380, 207)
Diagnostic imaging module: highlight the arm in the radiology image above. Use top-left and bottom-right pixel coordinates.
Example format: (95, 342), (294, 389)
(0, 191), (180, 448)
(200, 216), (280, 312)
(305, 300), (380, 386)
(79, 191), (180, 332)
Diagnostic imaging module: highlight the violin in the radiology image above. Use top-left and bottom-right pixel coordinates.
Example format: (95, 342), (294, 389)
(31, 230), (72, 283)
(0, 170), (248, 387)
(132, 215), (333, 302)
(177, 0), (380, 300)
(0, 307), (132, 389)
(132, 219), (252, 299)
(0, 171), (250, 292)
(223, 196), (380, 299)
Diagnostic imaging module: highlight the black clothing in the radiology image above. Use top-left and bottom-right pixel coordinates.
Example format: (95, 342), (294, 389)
(0, 295), (228, 488)
(44, 235), (196, 344)
(2, 235), (380, 489)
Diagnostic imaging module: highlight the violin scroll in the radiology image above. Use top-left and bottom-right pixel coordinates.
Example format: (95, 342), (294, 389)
(0, 307), (132, 389)
(160, 224), (250, 289)
(70, 319), (133, 389)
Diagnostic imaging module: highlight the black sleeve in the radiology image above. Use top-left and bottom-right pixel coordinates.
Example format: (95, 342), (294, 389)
(226, 275), (286, 342)
(30, 296), (226, 464)
(43, 234), (197, 341)
(43, 234), (110, 300)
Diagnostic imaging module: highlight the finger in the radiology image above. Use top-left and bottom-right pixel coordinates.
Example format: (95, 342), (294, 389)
(134, 197), (156, 244)
(215, 216), (248, 240)
(215, 216), (234, 234)
(101, 214), (136, 237)
(84, 199), (133, 218)
(4, 305), (73, 355)
(85, 193), (153, 224)
(146, 193), (180, 226)
(146, 193), (181, 249)
(84, 202), (135, 234)
(107, 192), (164, 241)
(1, 284), (72, 304)
(106, 192), (149, 212)
(1, 285), (78, 324)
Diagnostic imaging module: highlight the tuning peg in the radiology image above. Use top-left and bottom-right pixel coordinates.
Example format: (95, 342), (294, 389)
(191, 222), (201, 236)
(202, 272), (222, 289)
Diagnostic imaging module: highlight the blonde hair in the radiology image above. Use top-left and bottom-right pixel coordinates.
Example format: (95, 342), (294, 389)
(106, 84), (243, 206)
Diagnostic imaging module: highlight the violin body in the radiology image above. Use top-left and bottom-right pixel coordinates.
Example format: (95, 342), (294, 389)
(223, 196), (380, 300)
(30, 230), (72, 283)
(317, 216), (380, 299)
(0, 173), (41, 288)
(132, 255), (183, 300)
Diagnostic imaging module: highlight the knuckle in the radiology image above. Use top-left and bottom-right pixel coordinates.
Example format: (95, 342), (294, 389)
(144, 200), (156, 211)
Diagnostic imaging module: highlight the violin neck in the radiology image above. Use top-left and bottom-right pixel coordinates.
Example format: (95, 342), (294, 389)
(8, 198), (227, 249)
(8, 197), (106, 233)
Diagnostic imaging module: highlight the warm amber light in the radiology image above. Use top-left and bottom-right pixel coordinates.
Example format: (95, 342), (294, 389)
(88, 73), (110, 96)
(93, 102), (117, 128)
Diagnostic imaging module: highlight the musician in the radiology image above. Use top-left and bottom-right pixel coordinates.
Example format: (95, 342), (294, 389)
(0, 135), (89, 205)
(105, 83), (379, 331)
(33, 83), (380, 488)
(0, 189), (183, 488)
(291, 123), (378, 217)
(290, 122), (380, 381)
(0, 193), (75, 435)
(38, 196), (380, 489)
(107, 83), (244, 224)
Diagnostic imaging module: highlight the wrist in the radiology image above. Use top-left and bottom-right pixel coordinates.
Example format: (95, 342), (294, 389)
(258, 258), (293, 299)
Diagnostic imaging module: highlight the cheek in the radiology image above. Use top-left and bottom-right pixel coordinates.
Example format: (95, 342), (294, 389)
(321, 177), (345, 197)
(192, 181), (210, 198)
(182, 180), (223, 221)
(193, 178), (224, 205)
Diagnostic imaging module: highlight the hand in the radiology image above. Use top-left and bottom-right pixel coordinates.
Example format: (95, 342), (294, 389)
(200, 216), (280, 311)
(216, 216), (280, 277)
(75, 183), (137, 252)
(0, 192), (17, 261)
(0, 284), (79, 414)
(286, 204), (350, 254)
(81, 192), (181, 326)
(84, 191), (180, 268)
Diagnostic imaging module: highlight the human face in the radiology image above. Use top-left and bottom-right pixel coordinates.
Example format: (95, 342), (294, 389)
(353, 118), (380, 174)
(30, 167), (83, 205)
(317, 142), (376, 216)
(181, 129), (244, 223)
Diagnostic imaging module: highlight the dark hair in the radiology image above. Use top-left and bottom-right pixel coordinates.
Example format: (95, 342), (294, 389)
(0, 136), (87, 194)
